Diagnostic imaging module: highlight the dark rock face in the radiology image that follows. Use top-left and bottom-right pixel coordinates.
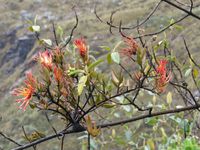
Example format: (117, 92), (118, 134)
(1, 30), (35, 74)
(5, 37), (34, 64)
(14, 35), (35, 66)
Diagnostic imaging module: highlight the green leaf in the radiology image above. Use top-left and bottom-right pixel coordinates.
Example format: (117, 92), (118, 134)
(102, 102), (116, 108)
(111, 52), (120, 64)
(99, 46), (111, 51)
(107, 53), (112, 64)
(169, 18), (175, 25)
(78, 75), (87, 95)
(193, 68), (199, 78)
(56, 25), (63, 38)
(145, 117), (158, 126)
(68, 69), (85, 76)
(167, 92), (172, 105)
(42, 39), (52, 46)
(88, 59), (104, 71)
(185, 68), (192, 77)
(147, 139), (155, 150)
(111, 71), (119, 85)
(137, 49), (142, 66)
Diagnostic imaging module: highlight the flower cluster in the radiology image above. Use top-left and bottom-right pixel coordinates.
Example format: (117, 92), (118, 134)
(120, 36), (139, 57)
(155, 59), (172, 93)
(53, 66), (63, 83)
(12, 38), (88, 111)
(11, 72), (37, 111)
(37, 50), (53, 70)
(74, 38), (88, 60)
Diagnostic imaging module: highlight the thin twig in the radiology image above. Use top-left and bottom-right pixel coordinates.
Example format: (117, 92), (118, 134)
(61, 7), (78, 49)
(0, 132), (21, 146)
(162, 0), (200, 20)
(52, 21), (59, 46)
(87, 133), (90, 150)
(183, 37), (200, 69)
(13, 103), (200, 150)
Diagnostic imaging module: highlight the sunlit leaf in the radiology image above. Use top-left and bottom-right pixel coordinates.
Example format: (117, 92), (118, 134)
(112, 129), (116, 138)
(167, 92), (172, 105)
(102, 102), (116, 108)
(193, 68), (199, 78)
(147, 139), (155, 150)
(160, 127), (167, 137)
(29, 25), (40, 32)
(169, 18), (175, 25)
(111, 71), (119, 85)
(111, 52), (120, 64)
(42, 39), (52, 46)
(185, 68), (192, 77)
(78, 75), (87, 95)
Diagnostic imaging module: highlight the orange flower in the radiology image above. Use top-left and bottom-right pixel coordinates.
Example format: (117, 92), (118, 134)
(120, 36), (139, 57)
(74, 38), (87, 59)
(37, 50), (53, 70)
(11, 72), (36, 111)
(155, 60), (172, 93)
(53, 66), (63, 82)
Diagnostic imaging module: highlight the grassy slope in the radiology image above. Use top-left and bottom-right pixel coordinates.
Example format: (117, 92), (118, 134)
(0, 0), (200, 149)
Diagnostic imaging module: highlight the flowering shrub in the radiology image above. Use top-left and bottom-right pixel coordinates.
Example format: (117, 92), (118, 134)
(5, 2), (200, 149)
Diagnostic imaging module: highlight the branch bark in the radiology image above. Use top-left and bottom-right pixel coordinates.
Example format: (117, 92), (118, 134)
(13, 103), (200, 150)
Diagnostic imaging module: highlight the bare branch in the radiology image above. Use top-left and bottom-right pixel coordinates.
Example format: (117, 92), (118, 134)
(61, 7), (78, 49)
(95, 1), (162, 30)
(133, 15), (189, 39)
(13, 103), (200, 150)
(0, 132), (21, 146)
(183, 37), (200, 69)
(162, 0), (200, 20)
(51, 21), (59, 46)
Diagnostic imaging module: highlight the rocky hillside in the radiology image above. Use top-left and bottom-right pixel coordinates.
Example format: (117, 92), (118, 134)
(0, 0), (200, 149)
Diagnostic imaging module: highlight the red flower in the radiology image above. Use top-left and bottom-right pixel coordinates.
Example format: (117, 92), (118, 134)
(37, 50), (53, 70)
(120, 36), (139, 57)
(74, 38), (87, 59)
(155, 60), (172, 93)
(53, 66), (63, 82)
(11, 72), (36, 111)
